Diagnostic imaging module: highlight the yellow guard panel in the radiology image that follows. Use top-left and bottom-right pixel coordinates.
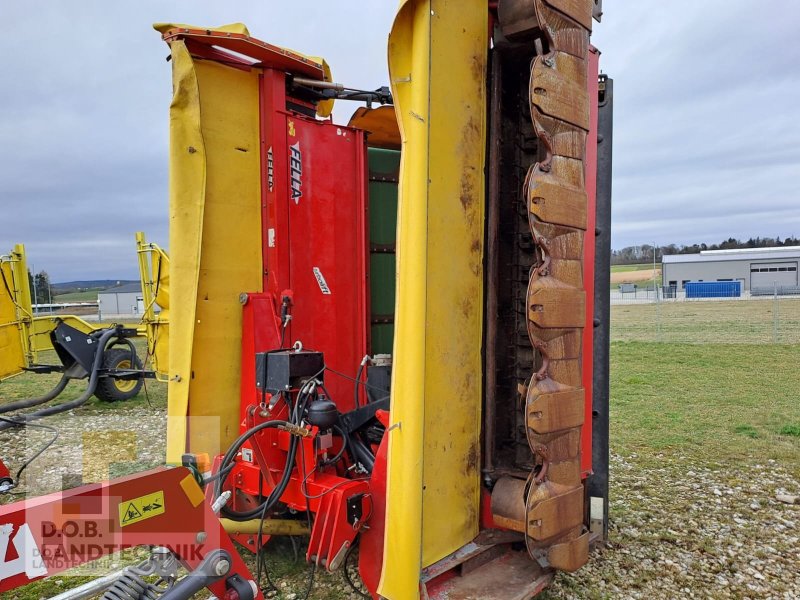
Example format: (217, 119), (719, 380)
(163, 35), (262, 463)
(136, 232), (170, 381)
(380, 1), (487, 597)
(0, 245), (31, 380)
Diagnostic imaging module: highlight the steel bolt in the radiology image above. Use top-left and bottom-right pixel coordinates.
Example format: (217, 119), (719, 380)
(214, 559), (231, 576)
(196, 531), (207, 544)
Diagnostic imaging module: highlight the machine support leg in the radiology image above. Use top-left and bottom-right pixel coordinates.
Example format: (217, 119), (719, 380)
(588, 75), (613, 540)
(483, 47), (503, 482)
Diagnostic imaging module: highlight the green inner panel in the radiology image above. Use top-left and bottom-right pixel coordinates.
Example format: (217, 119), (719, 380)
(368, 147), (400, 355)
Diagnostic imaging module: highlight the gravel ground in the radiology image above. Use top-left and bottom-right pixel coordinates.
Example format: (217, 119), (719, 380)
(546, 453), (800, 600)
(2, 409), (798, 598)
(0, 408), (167, 501)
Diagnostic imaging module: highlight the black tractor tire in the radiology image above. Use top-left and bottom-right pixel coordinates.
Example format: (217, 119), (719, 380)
(94, 348), (144, 402)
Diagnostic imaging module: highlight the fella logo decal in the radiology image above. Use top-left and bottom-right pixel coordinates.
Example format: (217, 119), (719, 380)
(289, 142), (303, 203)
(313, 267), (331, 295)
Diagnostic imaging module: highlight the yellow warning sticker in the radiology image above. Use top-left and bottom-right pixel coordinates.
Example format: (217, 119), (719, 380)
(118, 490), (165, 527)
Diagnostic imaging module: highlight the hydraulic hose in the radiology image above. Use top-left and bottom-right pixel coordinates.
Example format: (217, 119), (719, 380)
(220, 437), (297, 521)
(320, 424), (348, 466)
(347, 434), (375, 473)
(217, 381), (323, 521)
(215, 378), (354, 521)
(215, 419), (298, 522)
(0, 328), (119, 431)
(0, 373), (69, 414)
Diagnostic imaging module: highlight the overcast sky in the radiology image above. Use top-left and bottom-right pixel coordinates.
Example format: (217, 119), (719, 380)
(1, 1), (798, 282)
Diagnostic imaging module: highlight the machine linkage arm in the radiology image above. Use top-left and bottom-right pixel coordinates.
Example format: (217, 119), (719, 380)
(0, 467), (260, 599)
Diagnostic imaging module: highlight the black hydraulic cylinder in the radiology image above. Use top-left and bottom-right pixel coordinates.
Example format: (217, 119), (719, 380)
(159, 550), (235, 600)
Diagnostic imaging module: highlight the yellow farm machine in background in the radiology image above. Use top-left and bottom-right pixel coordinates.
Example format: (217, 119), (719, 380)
(0, 231), (168, 406)
(0, 244), (151, 408)
(135, 231), (170, 380)
(0, 1), (613, 598)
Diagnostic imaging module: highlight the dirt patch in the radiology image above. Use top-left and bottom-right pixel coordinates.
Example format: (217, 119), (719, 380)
(611, 268), (660, 284)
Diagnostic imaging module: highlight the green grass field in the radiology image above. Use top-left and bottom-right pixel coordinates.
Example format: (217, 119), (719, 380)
(610, 341), (800, 473)
(612, 297), (800, 344)
(1, 306), (799, 598)
(610, 263), (654, 273)
(610, 280), (659, 291)
(53, 289), (101, 302)
(609, 299), (800, 469)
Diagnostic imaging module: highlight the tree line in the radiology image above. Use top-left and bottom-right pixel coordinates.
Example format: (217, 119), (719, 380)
(612, 236), (800, 265)
(27, 269), (52, 304)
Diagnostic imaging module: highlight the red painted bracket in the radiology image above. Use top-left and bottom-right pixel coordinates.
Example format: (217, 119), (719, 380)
(0, 467), (260, 598)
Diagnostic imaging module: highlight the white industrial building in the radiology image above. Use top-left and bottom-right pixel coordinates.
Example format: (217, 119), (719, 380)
(661, 246), (800, 292)
(98, 282), (142, 317)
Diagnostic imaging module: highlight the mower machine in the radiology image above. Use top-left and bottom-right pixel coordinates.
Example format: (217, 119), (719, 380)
(0, 1), (612, 598)
(0, 244), (155, 417)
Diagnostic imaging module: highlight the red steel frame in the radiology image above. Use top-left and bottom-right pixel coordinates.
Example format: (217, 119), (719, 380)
(232, 52), (372, 571)
(161, 23), (374, 579)
(581, 47), (600, 477)
(0, 458), (10, 486)
(0, 468), (259, 597)
(241, 67), (370, 414)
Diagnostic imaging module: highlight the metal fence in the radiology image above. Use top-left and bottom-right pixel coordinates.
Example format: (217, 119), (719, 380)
(611, 287), (800, 344)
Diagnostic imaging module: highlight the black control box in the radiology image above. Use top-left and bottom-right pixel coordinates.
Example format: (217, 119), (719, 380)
(256, 350), (324, 394)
